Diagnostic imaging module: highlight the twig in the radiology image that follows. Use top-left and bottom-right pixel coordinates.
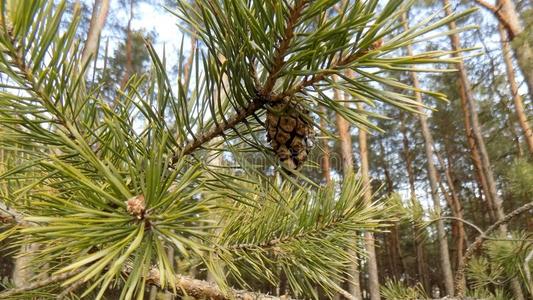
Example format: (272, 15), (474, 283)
(174, 97), (264, 161)
(57, 279), (85, 299)
(454, 201), (533, 297)
(428, 216), (483, 235)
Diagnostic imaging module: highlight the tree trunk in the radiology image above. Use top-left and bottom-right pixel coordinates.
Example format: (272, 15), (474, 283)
(182, 33), (198, 88)
(399, 113), (431, 292)
(498, 22), (533, 154)
(458, 79), (497, 222)
(402, 12), (455, 296)
(81, 0), (110, 67)
(333, 82), (362, 300)
(473, 0), (533, 101)
(444, 0), (506, 230)
(356, 102), (380, 300)
(444, 2), (525, 299)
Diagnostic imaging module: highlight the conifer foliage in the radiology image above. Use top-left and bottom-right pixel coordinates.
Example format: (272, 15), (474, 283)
(0, 0), (476, 298)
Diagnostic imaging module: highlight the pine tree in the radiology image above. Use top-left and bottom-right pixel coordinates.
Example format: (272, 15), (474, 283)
(0, 0), (479, 298)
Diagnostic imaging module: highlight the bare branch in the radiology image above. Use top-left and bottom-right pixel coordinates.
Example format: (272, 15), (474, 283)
(472, 0), (516, 39)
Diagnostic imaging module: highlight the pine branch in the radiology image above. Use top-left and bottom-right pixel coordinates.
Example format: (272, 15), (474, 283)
(174, 45), (380, 161)
(0, 205), (292, 299)
(147, 267), (355, 300)
(260, 0), (308, 97)
(174, 97), (264, 161)
(223, 212), (358, 253)
(174, 0), (309, 161)
(454, 201), (533, 297)
(1, 22), (77, 136)
(273, 44), (381, 101)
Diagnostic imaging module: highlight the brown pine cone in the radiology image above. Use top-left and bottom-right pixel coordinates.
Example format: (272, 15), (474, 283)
(265, 100), (315, 170)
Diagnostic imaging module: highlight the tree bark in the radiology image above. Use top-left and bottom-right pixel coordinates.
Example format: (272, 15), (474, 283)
(356, 102), (380, 300)
(402, 12), (455, 296)
(444, 2), (525, 299)
(333, 81), (362, 300)
(473, 0), (533, 101)
(81, 0), (110, 68)
(498, 22), (533, 155)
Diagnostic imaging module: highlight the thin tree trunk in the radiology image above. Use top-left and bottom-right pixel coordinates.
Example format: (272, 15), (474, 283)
(498, 22), (533, 154)
(444, 2), (525, 299)
(473, 0), (533, 101)
(334, 81), (362, 300)
(182, 33), (198, 88)
(81, 0), (110, 67)
(335, 94), (354, 176)
(402, 12), (455, 296)
(459, 80), (497, 222)
(437, 177), (459, 268)
(356, 102), (380, 300)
